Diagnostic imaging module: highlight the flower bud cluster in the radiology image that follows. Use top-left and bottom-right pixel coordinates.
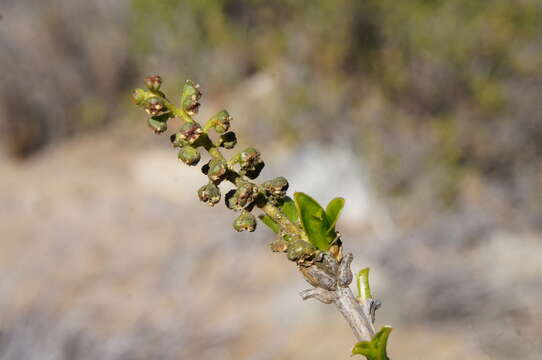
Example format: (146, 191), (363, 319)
(179, 122), (203, 144)
(178, 146), (200, 166)
(211, 110), (232, 133)
(239, 148), (261, 171)
(262, 176), (289, 202)
(230, 147), (264, 179)
(198, 182), (221, 207)
(287, 240), (318, 265)
(134, 75), (310, 261)
(147, 116), (168, 134)
(226, 182), (259, 211)
(233, 210), (257, 232)
(181, 80), (201, 115)
(132, 88), (170, 127)
(207, 159), (228, 182)
(170, 133), (188, 148)
(144, 75), (162, 92)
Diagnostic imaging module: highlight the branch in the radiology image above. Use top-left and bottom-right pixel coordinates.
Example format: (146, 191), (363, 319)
(299, 252), (379, 342)
(132, 76), (392, 357)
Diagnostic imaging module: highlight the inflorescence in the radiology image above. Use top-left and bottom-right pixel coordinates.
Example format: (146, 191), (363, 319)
(132, 75), (344, 266)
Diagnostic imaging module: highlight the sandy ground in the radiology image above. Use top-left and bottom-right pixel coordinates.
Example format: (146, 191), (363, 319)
(0, 124), (540, 359)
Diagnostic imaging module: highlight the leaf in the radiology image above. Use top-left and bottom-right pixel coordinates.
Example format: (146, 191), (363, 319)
(281, 196), (299, 224)
(294, 192), (335, 251)
(352, 326), (392, 360)
(258, 215), (280, 234)
(325, 197), (345, 231)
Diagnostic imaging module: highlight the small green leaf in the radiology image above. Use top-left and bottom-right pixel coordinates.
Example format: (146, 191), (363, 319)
(352, 326), (392, 360)
(325, 197), (345, 231)
(281, 196), (299, 224)
(258, 215), (280, 234)
(294, 192), (334, 251)
(356, 268), (373, 302)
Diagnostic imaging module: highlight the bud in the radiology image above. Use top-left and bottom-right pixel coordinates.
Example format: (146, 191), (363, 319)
(145, 97), (166, 116)
(219, 132), (237, 149)
(178, 146), (201, 166)
(238, 148), (264, 179)
(270, 238), (289, 252)
(233, 210), (257, 232)
(198, 182), (221, 206)
(236, 182), (259, 207)
(225, 183), (258, 210)
(144, 75), (162, 92)
(237, 148), (265, 179)
(147, 117), (167, 134)
(170, 133), (189, 148)
(262, 176), (289, 199)
(239, 148), (261, 170)
(179, 122), (203, 144)
(287, 240), (317, 264)
(214, 110), (232, 133)
(207, 158), (227, 181)
(181, 80), (202, 115)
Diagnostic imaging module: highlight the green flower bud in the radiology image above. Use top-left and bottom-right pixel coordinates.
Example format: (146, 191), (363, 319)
(270, 238), (289, 252)
(170, 133), (189, 148)
(198, 182), (221, 206)
(181, 80), (201, 115)
(287, 240), (317, 264)
(147, 117), (167, 134)
(178, 146), (201, 166)
(239, 147), (260, 168)
(214, 110), (232, 133)
(144, 97), (167, 116)
(179, 122), (203, 144)
(219, 132), (237, 149)
(238, 147), (264, 176)
(233, 210), (257, 232)
(144, 75), (162, 92)
(132, 88), (151, 106)
(225, 183), (258, 210)
(237, 182), (258, 207)
(207, 158), (227, 181)
(262, 176), (289, 199)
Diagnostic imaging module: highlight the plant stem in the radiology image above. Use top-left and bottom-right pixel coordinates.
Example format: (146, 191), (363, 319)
(334, 284), (376, 342)
(300, 253), (379, 343)
(259, 201), (304, 239)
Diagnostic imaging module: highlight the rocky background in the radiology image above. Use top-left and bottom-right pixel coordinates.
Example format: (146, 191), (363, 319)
(1, 0), (541, 359)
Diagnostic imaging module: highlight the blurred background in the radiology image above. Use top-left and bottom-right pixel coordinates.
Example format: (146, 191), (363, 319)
(1, 0), (541, 358)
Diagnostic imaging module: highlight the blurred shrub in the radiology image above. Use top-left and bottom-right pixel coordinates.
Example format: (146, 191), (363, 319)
(2, 0), (540, 223)
(129, 0), (542, 221)
(0, 0), (135, 157)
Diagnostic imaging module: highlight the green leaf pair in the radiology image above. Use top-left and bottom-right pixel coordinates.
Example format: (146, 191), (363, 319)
(260, 192), (345, 251)
(352, 326), (392, 360)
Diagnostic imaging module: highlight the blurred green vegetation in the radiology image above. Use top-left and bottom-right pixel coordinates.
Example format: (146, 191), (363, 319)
(2, 0), (541, 222)
(129, 0), (542, 220)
